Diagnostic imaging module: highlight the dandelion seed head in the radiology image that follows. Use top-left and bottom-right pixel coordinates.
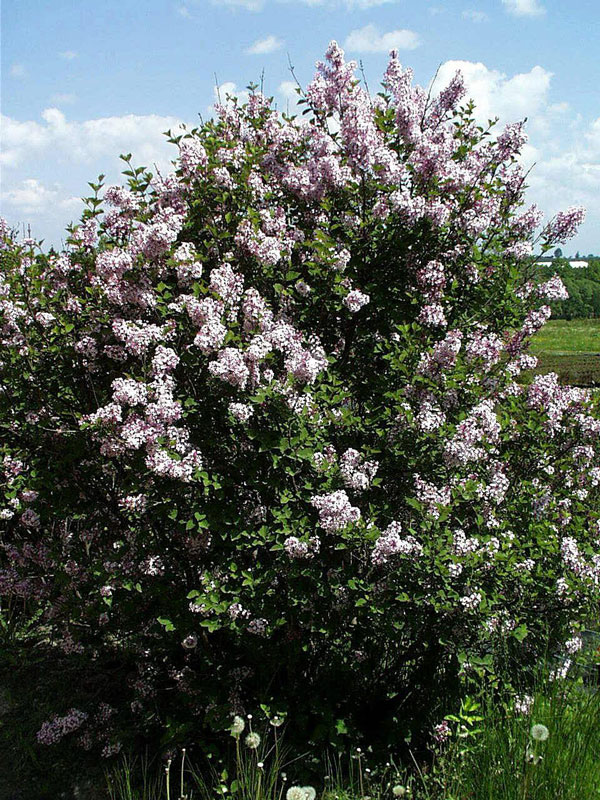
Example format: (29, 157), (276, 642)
(245, 731), (261, 749)
(530, 723), (549, 741)
(287, 787), (307, 800)
(230, 715), (245, 737)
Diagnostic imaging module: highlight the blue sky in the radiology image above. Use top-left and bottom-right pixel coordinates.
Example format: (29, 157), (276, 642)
(2, 0), (599, 253)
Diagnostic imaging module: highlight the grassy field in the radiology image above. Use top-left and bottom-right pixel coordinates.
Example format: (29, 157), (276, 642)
(530, 319), (600, 354)
(529, 319), (600, 386)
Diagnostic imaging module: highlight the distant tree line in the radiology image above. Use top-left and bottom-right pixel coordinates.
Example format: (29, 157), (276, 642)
(539, 258), (600, 318)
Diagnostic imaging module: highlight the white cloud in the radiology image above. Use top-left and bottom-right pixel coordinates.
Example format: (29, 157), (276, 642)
(207, 82), (251, 116)
(3, 179), (81, 215)
(10, 63), (26, 78)
(429, 59), (597, 252)
(2, 178), (84, 246)
(0, 109), (186, 171)
(246, 35), (284, 54)
(58, 50), (78, 60)
(1, 110), (190, 245)
(279, 80), (299, 101)
(49, 93), (77, 105)
(277, 81), (304, 114)
(344, 24), (420, 53)
(431, 60), (552, 127)
(215, 81), (237, 101)
(176, 3), (192, 16)
(502, 0), (545, 18)
(584, 117), (600, 158)
(462, 9), (488, 22)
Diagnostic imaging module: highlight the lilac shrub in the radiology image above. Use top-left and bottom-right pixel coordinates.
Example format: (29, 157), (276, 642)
(0, 43), (598, 756)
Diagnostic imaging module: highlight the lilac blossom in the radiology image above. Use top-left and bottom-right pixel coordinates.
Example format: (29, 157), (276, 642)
(311, 490), (360, 532)
(343, 289), (370, 313)
(371, 521), (423, 566)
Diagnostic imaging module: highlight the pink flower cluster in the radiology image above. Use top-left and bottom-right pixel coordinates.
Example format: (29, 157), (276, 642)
(444, 400), (501, 466)
(371, 521), (423, 566)
(414, 475), (451, 518)
(543, 206), (586, 244)
(339, 448), (379, 492)
(311, 490), (361, 532)
(418, 330), (463, 378)
(343, 289), (370, 313)
(284, 536), (321, 559)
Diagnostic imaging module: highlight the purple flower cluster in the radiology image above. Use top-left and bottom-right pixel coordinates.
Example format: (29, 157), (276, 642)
(37, 709), (88, 745)
(343, 289), (370, 314)
(371, 521), (423, 566)
(543, 206), (586, 244)
(284, 536), (321, 560)
(339, 448), (379, 492)
(311, 490), (361, 532)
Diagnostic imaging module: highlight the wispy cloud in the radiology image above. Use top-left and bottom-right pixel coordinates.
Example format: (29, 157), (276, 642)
(502, 0), (545, 18)
(10, 63), (26, 78)
(304, 0), (400, 6)
(58, 50), (78, 60)
(462, 9), (488, 22)
(344, 24), (421, 53)
(4, 179), (81, 215)
(49, 93), (78, 105)
(279, 80), (298, 100)
(211, 0), (265, 10)
(210, 0), (400, 8)
(246, 35), (284, 54)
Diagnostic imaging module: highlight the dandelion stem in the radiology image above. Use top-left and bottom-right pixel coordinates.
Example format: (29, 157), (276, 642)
(166, 759), (172, 800)
(357, 751), (364, 799)
(181, 748), (186, 798)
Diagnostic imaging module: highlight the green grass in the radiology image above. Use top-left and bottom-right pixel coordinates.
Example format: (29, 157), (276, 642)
(421, 680), (600, 799)
(528, 319), (600, 386)
(104, 674), (600, 800)
(530, 319), (600, 355)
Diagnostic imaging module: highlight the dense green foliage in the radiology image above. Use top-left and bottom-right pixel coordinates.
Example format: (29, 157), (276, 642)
(539, 259), (600, 319)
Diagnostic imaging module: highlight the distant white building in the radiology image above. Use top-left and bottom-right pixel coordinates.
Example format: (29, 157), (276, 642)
(535, 259), (589, 268)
